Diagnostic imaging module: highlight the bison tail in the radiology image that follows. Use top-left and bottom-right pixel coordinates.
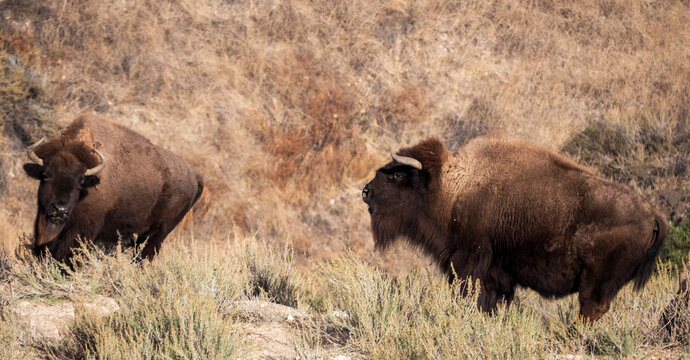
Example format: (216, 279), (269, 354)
(633, 218), (667, 292)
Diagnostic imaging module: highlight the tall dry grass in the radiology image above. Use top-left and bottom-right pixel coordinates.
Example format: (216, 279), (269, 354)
(1, 237), (687, 358)
(1, 0), (689, 271)
(0, 2), (688, 357)
(0, 235), (305, 358)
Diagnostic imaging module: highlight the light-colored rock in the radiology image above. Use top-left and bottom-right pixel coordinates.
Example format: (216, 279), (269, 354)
(10, 295), (120, 340)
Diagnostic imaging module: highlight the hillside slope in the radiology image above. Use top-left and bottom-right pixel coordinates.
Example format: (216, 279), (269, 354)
(1, 0), (688, 271)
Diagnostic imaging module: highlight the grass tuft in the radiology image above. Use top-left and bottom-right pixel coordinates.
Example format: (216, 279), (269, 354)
(42, 286), (240, 360)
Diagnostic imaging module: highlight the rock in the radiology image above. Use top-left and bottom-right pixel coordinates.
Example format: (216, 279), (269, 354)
(10, 295), (120, 340)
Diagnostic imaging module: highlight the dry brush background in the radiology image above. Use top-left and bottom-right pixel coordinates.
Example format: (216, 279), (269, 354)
(0, 0), (689, 357)
(2, 0), (689, 271)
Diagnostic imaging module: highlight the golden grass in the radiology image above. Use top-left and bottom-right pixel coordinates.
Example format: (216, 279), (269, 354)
(1, 1), (689, 357)
(1, 0), (688, 275)
(0, 238), (687, 358)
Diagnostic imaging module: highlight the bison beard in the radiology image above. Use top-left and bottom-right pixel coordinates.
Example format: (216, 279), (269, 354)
(363, 136), (667, 322)
(37, 215), (65, 246)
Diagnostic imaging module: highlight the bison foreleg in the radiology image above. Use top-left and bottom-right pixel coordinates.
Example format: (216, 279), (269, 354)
(448, 248), (513, 313)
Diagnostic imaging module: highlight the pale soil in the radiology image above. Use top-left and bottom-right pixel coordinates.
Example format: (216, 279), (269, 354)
(231, 300), (306, 359)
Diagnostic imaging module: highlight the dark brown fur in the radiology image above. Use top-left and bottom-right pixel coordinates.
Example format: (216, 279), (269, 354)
(23, 114), (203, 262)
(363, 136), (667, 322)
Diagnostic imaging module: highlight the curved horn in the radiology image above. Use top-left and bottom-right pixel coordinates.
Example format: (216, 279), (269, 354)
(26, 137), (45, 166)
(390, 151), (422, 170)
(84, 149), (106, 176)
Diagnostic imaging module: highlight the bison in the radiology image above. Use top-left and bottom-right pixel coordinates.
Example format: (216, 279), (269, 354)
(23, 114), (203, 262)
(362, 136), (667, 321)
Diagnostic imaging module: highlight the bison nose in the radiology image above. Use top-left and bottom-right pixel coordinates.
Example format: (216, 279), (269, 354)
(48, 203), (70, 223)
(362, 187), (371, 202)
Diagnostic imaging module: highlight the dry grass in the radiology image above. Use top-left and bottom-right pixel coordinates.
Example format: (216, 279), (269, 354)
(1, 0), (688, 273)
(0, 1), (689, 356)
(0, 235), (304, 359)
(295, 254), (687, 358)
(0, 237), (687, 358)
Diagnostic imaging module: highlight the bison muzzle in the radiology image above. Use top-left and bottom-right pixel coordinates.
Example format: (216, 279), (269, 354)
(363, 136), (667, 322)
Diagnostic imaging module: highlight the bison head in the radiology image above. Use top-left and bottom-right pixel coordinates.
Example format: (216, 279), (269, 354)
(362, 138), (448, 249)
(23, 138), (105, 245)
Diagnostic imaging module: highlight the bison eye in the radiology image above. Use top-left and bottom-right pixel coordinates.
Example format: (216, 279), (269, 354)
(393, 172), (404, 181)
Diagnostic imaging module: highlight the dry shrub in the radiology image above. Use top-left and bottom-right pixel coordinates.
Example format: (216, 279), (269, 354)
(0, 232), (687, 357)
(658, 259), (690, 346)
(45, 292), (239, 360)
(0, 313), (31, 360)
(306, 253), (689, 358)
(0, 0), (688, 275)
(259, 55), (360, 201)
(0, 45), (60, 255)
(311, 255), (549, 359)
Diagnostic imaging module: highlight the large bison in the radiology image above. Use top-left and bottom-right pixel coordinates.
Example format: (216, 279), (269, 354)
(23, 114), (203, 262)
(362, 136), (667, 321)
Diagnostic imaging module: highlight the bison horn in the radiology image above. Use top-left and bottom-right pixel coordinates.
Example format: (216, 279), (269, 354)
(27, 137), (45, 166)
(390, 152), (422, 170)
(84, 149), (106, 176)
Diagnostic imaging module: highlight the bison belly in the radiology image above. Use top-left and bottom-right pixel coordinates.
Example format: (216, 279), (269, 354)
(505, 243), (581, 298)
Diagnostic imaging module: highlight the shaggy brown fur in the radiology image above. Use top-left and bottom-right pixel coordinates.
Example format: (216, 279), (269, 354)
(23, 114), (203, 262)
(363, 136), (667, 322)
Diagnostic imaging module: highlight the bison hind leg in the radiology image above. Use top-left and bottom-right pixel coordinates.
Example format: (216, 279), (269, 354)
(139, 211), (190, 260)
(479, 272), (516, 313)
(579, 296), (611, 323)
(577, 269), (622, 322)
(138, 225), (167, 261)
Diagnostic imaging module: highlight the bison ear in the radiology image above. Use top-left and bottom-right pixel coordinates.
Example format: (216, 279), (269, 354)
(23, 163), (44, 180)
(407, 168), (429, 189)
(82, 175), (100, 188)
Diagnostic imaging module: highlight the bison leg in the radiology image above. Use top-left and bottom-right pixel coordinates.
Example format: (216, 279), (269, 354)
(577, 225), (650, 322)
(44, 226), (98, 264)
(448, 249), (514, 313)
(139, 227), (166, 261)
(476, 274), (515, 313)
(578, 270), (615, 322)
(139, 220), (182, 260)
(579, 294), (611, 323)
(139, 196), (199, 261)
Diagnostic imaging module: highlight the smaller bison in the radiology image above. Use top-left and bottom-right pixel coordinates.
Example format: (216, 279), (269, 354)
(362, 136), (667, 321)
(24, 114), (203, 262)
